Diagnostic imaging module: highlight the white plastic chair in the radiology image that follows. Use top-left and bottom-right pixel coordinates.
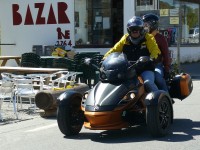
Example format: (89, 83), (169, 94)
(41, 71), (70, 89)
(49, 71), (83, 89)
(29, 71), (81, 91)
(1, 72), (14, 82)
(0, 81), (17, 120)
(14, 78), (38, 113)
(56, 71), (82, 87)
(1, 72), (24, 80)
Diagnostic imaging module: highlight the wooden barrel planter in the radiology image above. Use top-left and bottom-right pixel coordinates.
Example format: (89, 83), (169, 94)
(35, 83), (90, 117)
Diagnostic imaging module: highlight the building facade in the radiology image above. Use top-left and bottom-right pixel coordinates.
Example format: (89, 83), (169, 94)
(0, 0), (200, 66)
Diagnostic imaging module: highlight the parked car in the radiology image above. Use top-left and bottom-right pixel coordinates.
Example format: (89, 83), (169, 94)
(188, 27), (199, 38)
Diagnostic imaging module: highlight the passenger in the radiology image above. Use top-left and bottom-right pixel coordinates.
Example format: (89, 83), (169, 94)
(142, 13), (171, 92)
(103, 16), (161, 92)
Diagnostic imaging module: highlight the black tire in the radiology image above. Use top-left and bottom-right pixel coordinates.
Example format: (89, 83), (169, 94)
(57, 96), (84, 136)
(146, 96), (172, 137)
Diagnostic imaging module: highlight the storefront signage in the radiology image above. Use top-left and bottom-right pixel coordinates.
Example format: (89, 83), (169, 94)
(170, 9), (179, 16)
(11, 1), (74, 50)
(56, 27), (72, 47)
(170, 17), (179, 24)
(12, 2), (70, 25)
(160, 9), (169, 16)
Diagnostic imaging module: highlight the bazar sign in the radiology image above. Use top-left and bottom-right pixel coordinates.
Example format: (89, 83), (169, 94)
(12, 2), (70, 25)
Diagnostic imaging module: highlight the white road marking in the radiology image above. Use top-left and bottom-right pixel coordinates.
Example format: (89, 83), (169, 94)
(25, 123), (57, 132)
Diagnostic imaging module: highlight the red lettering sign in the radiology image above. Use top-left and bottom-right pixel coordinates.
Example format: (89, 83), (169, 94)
(12, 4), (22, 25)
(35, 3), (45, 24)
(57, 27), (70, 39)
(12, 2), (70, 25)
(58, 2), (70, 24)
(47, 4), (57, 24)
(56, 27), (72, 47)
(24, 5), (34, 25)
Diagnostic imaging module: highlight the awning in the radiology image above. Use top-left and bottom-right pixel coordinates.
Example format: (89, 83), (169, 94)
(179, 0), (200, 4)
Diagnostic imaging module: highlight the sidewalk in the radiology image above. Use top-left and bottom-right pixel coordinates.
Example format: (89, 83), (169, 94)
(0, 103), (41, 125)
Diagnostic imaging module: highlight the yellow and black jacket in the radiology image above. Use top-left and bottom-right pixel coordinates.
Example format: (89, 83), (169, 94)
(104, 33), (161, 61)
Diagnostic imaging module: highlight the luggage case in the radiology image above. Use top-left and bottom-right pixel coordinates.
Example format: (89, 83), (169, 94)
(169, 73), (193, 100)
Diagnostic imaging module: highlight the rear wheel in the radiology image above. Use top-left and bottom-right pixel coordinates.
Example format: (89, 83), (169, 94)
(57, 96), (84, 136)
(146, 96), (172, 137)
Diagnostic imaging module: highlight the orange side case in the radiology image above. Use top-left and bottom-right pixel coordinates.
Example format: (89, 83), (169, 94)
(169, 73), (193, 100)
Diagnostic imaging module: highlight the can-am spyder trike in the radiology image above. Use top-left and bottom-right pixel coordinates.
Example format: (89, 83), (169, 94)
(57, 52), (193, 137)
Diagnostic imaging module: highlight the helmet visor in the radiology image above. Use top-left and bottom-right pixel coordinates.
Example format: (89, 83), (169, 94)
(129, 26), (142, 33)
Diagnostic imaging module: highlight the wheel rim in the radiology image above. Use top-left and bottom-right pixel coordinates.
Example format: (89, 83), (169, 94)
(159, 100), (171, 129)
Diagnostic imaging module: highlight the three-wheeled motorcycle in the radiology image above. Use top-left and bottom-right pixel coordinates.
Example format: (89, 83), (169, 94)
(57, 52), (193, 137)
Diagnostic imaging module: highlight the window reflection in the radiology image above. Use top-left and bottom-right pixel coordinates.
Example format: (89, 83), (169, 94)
(136, 0), (199, 45)
(75, 0), (113, 47)
(181, 3), (199, 44)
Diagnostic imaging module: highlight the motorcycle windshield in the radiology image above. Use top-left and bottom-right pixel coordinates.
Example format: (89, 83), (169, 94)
(85, 81), (133, 107)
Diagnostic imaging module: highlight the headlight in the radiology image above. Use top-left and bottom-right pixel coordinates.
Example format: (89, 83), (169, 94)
(129, 93), (135, 99)
(123, 92), (135, 100)
(118, 91), (137, 105)
(83, 93), (89, 99)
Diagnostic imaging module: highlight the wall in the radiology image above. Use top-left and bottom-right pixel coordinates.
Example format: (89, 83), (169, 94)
(74, 0), (88, 44)
(170, 47), (200, 63)
(123, 0), (135, 33)
(0, 0), (75, 66)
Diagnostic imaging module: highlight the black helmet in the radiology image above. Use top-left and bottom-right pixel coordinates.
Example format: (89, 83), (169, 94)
(127, 16), (145, 44)
(142, 13), (159, 33)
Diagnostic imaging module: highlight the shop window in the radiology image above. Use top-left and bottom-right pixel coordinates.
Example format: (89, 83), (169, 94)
(180, 3), (199, 44)
(136, 0), (200, 46)
(74, 0), (123, 48)
(137, 0), (153, 6)
(136, 0), (156, 11)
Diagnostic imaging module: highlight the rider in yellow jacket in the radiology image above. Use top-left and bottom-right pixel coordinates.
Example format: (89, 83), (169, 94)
(104, 33), (160, 60)
(103, 16), (161, 93)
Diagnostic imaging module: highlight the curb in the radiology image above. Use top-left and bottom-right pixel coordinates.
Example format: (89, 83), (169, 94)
(191, 75), (200, 80)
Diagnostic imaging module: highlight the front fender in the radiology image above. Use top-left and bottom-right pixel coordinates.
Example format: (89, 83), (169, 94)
(57, 90), (82, 106)
(144, 90), (172, 106)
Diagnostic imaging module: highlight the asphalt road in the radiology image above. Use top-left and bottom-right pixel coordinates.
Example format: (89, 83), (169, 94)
(0, 79), (200, 150)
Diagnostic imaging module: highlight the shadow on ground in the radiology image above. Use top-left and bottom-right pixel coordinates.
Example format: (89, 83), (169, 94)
(63, 118), (200, 143)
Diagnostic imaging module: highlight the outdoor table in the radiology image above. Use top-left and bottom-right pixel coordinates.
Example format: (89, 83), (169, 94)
(0, 56), (21, 66)
(0, 66), (67, 75)
(40, 56), (62, 59)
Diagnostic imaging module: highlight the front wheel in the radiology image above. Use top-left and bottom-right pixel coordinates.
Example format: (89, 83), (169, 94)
(57, 96), (84, 136)
(146, 96), (173, 137)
